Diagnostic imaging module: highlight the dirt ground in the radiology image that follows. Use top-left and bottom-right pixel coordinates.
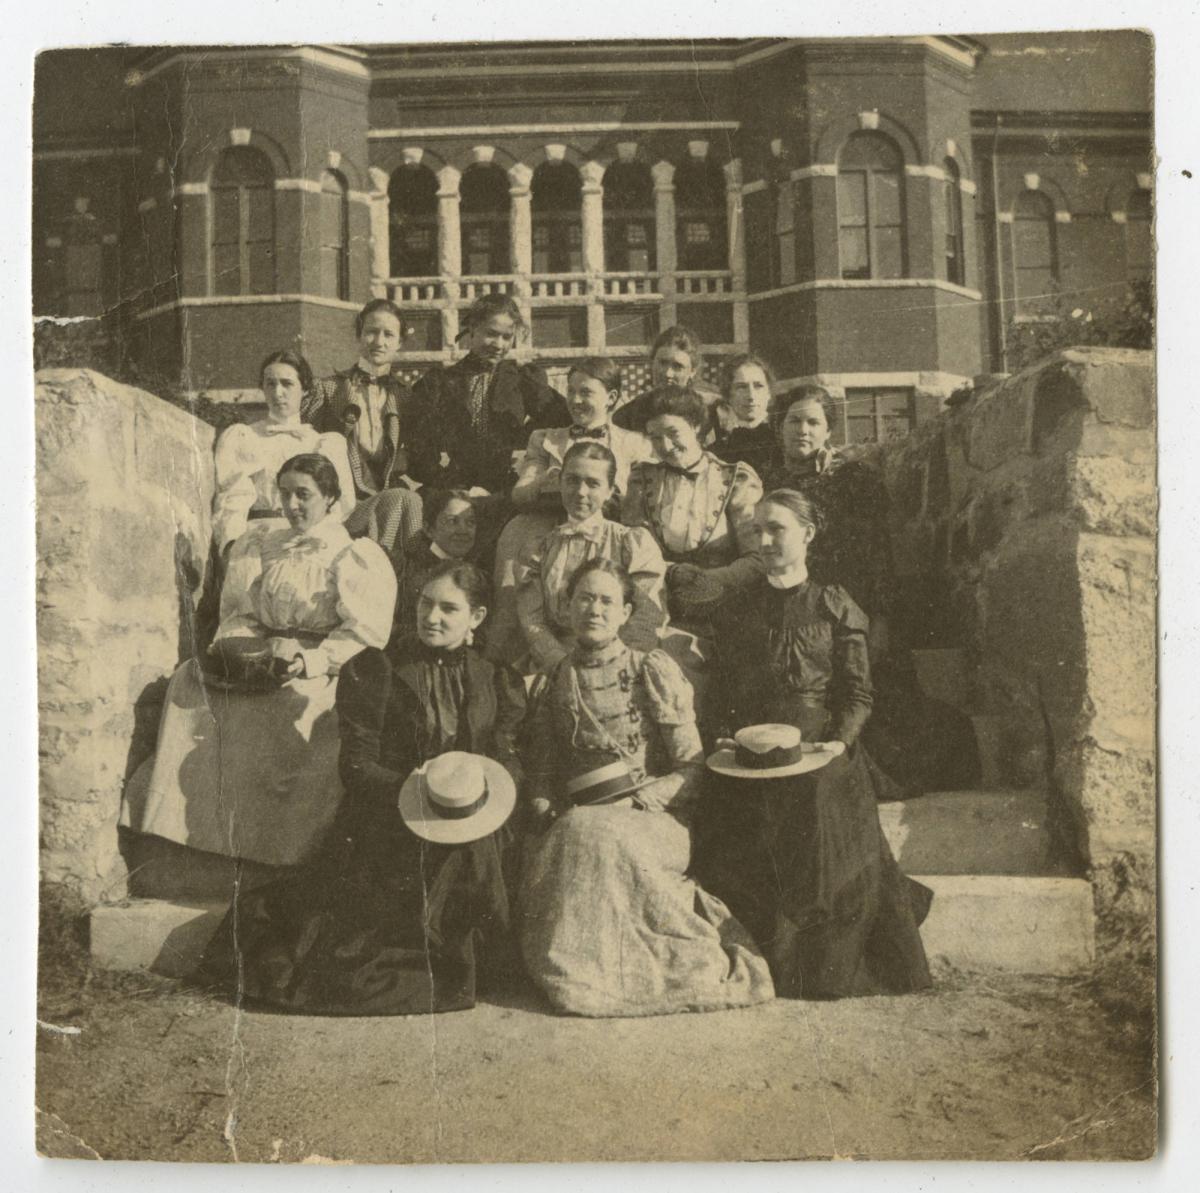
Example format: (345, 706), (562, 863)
(35, 914), (1156, 1165)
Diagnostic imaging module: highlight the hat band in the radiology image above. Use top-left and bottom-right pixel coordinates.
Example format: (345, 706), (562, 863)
(565, 759), (638, 807)
(422, 776), (489, 820)
(733, 741), (805, 770)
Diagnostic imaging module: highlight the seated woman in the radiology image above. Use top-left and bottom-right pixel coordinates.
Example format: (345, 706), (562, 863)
(120, 454), (397, 868)
(511, 442), (666, 674)
(195, 561), (527, 1015)
(711, 353), (777, 476)
(695, 490), (933, 1000)
(212, 350), (357, 557)
(518, 559), (774, 1018)
(621, 384), (763, 720)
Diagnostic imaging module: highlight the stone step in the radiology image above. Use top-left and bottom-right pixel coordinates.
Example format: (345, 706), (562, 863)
(879, 789), (1061, 876)
(90, 873), (1095, 982)
(910, 647), (973, 711)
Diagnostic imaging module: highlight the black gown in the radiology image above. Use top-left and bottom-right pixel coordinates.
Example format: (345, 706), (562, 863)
(694, 578), (933, 999)
(194, 638), (527, 1015)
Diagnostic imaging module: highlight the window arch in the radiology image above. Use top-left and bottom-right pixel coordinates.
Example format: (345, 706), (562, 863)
(1012, 189), (1058, 314)
(460, 164), (510, 276)
(603, 161), (654, 272)
(211, 146), (275, 295)
(319, 170), (350, 300)
(943, 158), (965, 286)
(1125, 188), (1152, 281)
(674, 157), (727, 271)
(532, 161), (583, 274)
(838, 132), (905, 279)
(388, 164), (438, 278)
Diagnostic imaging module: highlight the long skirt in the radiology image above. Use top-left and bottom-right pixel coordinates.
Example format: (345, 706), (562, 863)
(119, 659), (343, 866)
(693, 747), (934, 1000)
(194, 811), (517, 1016)
(518, 804), (775, 1017)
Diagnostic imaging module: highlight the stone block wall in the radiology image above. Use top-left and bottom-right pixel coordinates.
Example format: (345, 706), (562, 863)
(36, 369), (214, 901)
(864, 347), (1156, 960)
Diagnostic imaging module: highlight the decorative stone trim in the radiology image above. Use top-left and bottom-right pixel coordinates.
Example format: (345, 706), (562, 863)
(789, 164), (838, 181)
(135, 294), (364, 321)
(1055, 211), (1073, 224)
(230, 128), (252, 147)
(327, 150), (342, 169)
(175, 182), (210, 197)
(858, 110), (881, 130)
(137, 197), (157, 214)
(747, 277), (983, 302)
(773, 368), (971, 398)
(369, 121), (741, 139)
(688, 140), (710, 159)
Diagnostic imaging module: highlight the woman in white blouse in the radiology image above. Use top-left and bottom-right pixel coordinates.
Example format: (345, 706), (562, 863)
(121, 454), (397, 867)
(211, 350), (357, 556)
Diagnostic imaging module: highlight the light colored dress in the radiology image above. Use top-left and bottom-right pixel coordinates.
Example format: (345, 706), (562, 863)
(120, 514), (396, 865)
(512, 515), (666, 673)
(518, 641), (774, 1017)
(212, 420), (357, 552)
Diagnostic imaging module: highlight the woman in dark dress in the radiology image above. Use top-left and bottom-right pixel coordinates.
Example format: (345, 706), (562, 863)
(696, 489), (933, 999)
(195, 560), (527, 1015)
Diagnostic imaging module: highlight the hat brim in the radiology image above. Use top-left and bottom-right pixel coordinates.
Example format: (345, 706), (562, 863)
(705, 744), (838, 781)
(397, 755), (516, 844)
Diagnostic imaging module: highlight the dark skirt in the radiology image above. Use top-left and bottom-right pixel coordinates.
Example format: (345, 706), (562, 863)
(194, 808), (518, 1016)
(692, 745), (933, 1000)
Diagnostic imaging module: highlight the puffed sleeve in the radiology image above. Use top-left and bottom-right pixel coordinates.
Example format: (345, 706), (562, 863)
(510, 429), (555, 508)
(619, 525), (667, 647)
(823, 585), (874, 746)
(298, 538), (399, 678)
(336, 648), (403, 810)
(213, 523), (271, 640)
(635, 649), (704, 815)
(211, 424), (259, 553)
(314, 431), (359, 523)
(514, 531), (569, 673)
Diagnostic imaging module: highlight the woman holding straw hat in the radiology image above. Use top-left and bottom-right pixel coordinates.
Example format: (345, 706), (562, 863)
(196, 559), (527, 1016)
(517, 558), (773, 1018)
(696, 489), (933, 1000)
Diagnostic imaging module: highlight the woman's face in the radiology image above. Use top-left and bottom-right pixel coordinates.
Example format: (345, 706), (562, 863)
(568, 569), (632, 649)
(278, 470), (334, 533)
(646, 414), (704, 472)
(261, 362), (306, 424)
(567, 370), (616, 428)
(651, 345), (697, 388)
(754, 501), (815, 573)
(779, 398), (832, 462)
(417, 573), (487, 651)
(358, 310), (402, 371)
(429, 498), (477, 559)
(560, 454), (614, 522)
(729, 363), (772, 427)
(468, 313), (517, 364)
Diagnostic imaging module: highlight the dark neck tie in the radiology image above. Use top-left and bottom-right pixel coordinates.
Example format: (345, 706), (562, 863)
(569, 425), (607, 440)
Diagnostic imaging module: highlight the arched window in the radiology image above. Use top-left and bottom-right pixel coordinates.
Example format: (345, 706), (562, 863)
(603, 161), (654, 273)
(211, 146), (275, 295)
(532, 161), (583, 273)
(319, 170), (349, 300)
(1012, 189), (1058, 314)
(943, 158), (965, 286)
(674, 158), (727, 271)
(1125, 188), (1152, 281)
(460, 164), (510, 276)
(837, 132), (905, 280)
(388, 164), (438, 278)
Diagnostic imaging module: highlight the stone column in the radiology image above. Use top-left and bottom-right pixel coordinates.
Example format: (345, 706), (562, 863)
(508, 163), (534, 333)
(367, 166), (390, 299)
(581, 160), (607, 351)
(437, 165), (462, 350)
(652, 160), (678, 327)
(724, 157), (749, 345)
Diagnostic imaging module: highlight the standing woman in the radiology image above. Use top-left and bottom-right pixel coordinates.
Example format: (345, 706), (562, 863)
(518, 559), (773, 1017)
(196, 561), (527, 1015)
(121, 454), (397, 868)
(697, 490), (932, 999)
(711, 353), (777, 476)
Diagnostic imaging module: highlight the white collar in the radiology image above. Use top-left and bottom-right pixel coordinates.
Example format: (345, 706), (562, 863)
(565, 511), (605, 534)
(766, 562), (809, 590)
(429, 540), (451, 561)
(356, 357), (392, 380)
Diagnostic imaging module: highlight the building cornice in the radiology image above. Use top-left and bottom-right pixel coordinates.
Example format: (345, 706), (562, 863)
(369, 120), (740, 140)
(748, 278), (983, 303)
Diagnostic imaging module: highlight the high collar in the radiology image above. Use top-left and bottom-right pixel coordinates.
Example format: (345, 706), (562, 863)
(355, 357), (393, 380)
(459, 352), (499, 375)
(429, 540), (452, 561)
(572, 636), (628, 668)
(662, 451), (708, 480)
(258, 417), (308, 436)
(560, 511), (606, 539)
(285, 509), (346, 545)
(784, 444), (838, 478)
(766, 562), (810, 590)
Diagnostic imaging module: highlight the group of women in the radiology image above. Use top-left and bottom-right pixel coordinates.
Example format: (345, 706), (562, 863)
(120, 293), (934, 1018)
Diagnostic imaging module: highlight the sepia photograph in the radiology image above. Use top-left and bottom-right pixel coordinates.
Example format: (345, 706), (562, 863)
(28, 24), (1159, 1168)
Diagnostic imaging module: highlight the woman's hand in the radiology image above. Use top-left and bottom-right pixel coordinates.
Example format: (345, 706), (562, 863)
(529, 797), (558, 832)
(268, 637), (306, 678)
(813, 740), (846, 757)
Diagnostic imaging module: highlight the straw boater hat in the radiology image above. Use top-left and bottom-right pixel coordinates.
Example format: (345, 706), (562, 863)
(398, 752), (516, 844)
(706, 724), (838, 780)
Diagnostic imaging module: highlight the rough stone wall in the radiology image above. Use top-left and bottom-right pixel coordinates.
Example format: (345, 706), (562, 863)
(37, 369), (214, 902)
(864, 347), (1156, 961)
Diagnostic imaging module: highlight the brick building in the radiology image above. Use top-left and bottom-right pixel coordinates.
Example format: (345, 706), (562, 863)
(32, 34), (1152, 442)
